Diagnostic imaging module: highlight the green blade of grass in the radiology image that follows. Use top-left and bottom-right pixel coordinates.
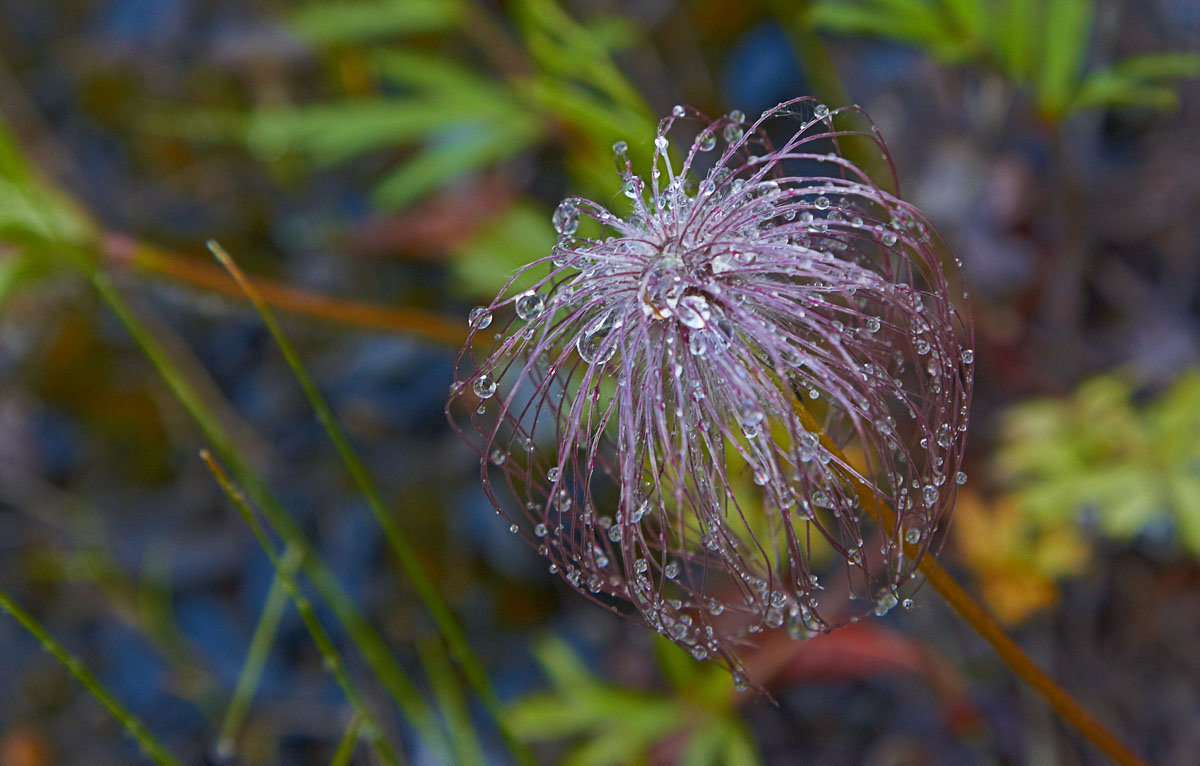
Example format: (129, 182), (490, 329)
(199, 451), (400, 766)
(418, 637), (487, 766)
(216, 567), (292, 756)
(1036, 0), (1093, 118)
(330, 713), (364, 766)
(63, 254), (448, 759)
(0, 585), (185, 766)
(10, 113), (448, 761)
(207, 240), (533, 765)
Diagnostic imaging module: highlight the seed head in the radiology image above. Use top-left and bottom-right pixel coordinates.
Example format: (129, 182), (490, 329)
(449, 99), (973, 672)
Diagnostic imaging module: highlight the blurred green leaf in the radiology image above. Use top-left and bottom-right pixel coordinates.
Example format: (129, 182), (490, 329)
(1073, 52), (1200, 111)
(0, 116), (95, 310)
(450, 201), (556, 297)
(809, 0), (1200, 120)
(1037, 0), (1092, 115)
(507, 635), (761, 765)
(997, 0), (1036, 81)
(996, 369), (1200, 557)
(287, 0), (464, 44)
(178, 0), (655, 215)
(942, 0), (987, 45)
(1108, 51), (1200, 80)
(247, 101), (487, 166)
(809, 1), (955, 56)
(533, 633), (597, 692)
(418, 637), (486, 766)
(369, 48), (501, 96)
(372, 119), (540, 209)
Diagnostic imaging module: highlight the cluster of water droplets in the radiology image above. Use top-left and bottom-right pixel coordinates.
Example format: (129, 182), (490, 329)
(449, 97), (974, 678)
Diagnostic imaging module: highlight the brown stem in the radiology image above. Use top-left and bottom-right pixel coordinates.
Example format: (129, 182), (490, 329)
(790, 403), (1144, 765)
(105, 234), (470, 348)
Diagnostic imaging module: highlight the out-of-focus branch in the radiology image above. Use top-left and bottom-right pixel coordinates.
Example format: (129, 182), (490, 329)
(105, 234), (468, 348)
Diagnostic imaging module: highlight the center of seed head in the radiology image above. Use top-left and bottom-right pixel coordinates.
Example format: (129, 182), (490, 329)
(638, 250), (712, 329)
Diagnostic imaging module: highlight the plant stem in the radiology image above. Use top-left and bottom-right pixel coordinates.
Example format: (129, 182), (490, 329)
(215, 567), (291, 756)
(790, 403), (1144, 765)
(200, 452), (400, 766)
(107, 234), (469, 347)
(66, 249), (449, 758)
(208, 240), (533, 765)
(0, 585), (184, 766)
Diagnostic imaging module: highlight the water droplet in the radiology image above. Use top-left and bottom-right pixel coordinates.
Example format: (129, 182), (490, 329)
(881, 231), (898, 246)
(676, 294), (711, 329)
(553, 200), (579, 236)
(473, 375), (497, 399)
(813, 103), (829, 119)
(849, 214), (863, 227)
(865, 316), (881, 334)
(961, 349), (975, 364)
(916, 339), (931, 355)
(654, 135), (669, 151)
(936, 423), (952, 448)
(723, 123), (743, 142)
(904, 528), (921, 544)
(577, 311), (621, 364)
(733, 672), (749, 692)
(756, 179), (780, 198)
(664, 561), (680, 579)
(873, 592), (898, 616)
(555, 490), (572, 513)
(631, 499), (651, 522)
(508, 524), (519, 534)
(737, 401), (764, 428)
(955, 471), (968, 485)
(547, 466), (561, 482)
(622, 177), (639, 198)
(489, 449), (506, 465)
(814, 195), (830, 210)
(696, 130), (716, 152)
(469, 306), (492, 329)
(514, 290), (545, 320)
(613, 140), (628, 172)
(922, 485), (939, 507)
(902, 598), (914, 610)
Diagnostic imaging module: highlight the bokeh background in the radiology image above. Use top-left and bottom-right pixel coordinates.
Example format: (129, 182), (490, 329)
(1, 1), (1198, 764)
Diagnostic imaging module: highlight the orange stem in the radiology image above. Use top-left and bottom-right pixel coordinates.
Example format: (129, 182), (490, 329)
(105, 234), (469, 348)
(791, 403), (1143, 765)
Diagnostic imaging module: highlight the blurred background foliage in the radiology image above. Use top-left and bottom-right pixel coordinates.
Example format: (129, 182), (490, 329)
(1, 0), (1199, 764)
(807, 0), (1200, 117)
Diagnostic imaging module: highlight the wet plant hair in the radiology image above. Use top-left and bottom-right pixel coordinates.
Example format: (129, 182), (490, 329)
(448, 97), (973, 678)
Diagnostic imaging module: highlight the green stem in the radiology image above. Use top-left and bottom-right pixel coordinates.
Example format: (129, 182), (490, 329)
(0, 584), (184, 766)
(64, 252), (448, 759)
(216, 568), (291, 755)
(208, 241), (532, 765)
(200, 452), (399, 766)
(330, 714), (364, 766)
